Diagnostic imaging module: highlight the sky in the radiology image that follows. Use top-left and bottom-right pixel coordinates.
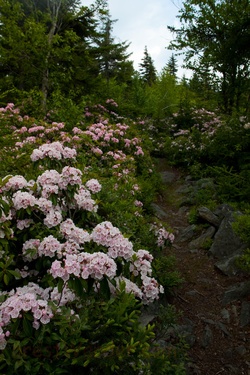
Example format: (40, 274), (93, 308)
(81, 0), (191, 78)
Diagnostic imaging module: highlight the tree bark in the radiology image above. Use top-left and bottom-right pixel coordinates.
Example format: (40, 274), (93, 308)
(41, 0), (62, 113)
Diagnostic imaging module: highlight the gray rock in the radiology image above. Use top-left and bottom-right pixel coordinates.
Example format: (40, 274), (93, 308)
(196, 178), (215, 190)
(176, 184), (192, 194)
(201, 318), (216, 325)
(231, 305), (240, 325)
(160, 171), (176, 184)
(217, 322), (231, 336)
(151, 203), (169, 220)
(201, 325), (213, 348)
(179, 197), (195, 206)
(186, 290), (201, 297)
(221, 308), (230, 323)
(235, 346), (247, 356)
(175, 322), (196, 347)
(209, 211), (245, 259)
(200, 318), (230, 335)
(139, 313), (157, 326)
(240, 301), (250, 327)
(177, 206), (189, 216)
(222, 281), (250, 305)
(188, 226), (216, 249)
(215, 250), (245, 276)
(197, 206), (221, 227)
(175, 224), (197, 243)
(164, 319), (196, 347)
(213, 204), (234, 221)
(185, 175), (193, 182)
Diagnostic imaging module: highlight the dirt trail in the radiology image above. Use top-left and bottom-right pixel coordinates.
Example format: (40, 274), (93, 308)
(155, 158), (250, 375)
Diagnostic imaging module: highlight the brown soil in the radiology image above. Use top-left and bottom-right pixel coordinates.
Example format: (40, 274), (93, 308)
(154, 158), (250, 375)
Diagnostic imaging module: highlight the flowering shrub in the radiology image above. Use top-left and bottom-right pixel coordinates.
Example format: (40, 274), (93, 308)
(165, 107), (223, 165)
(0, 136), (172, 372)
(150, 223), (175, 249)
(0, 104), (77, 179)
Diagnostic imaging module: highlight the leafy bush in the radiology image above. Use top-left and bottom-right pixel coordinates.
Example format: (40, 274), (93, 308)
(232, 212), (250, 273)
(0, 289), (163, 375)
(0, 103), (185, 373)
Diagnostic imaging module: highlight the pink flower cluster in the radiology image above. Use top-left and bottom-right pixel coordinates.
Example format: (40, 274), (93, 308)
(59, 167), (82, 189)
(85, 179), (102, 193)
(130, 250), (153, 277)
(50, 251), (117, 282)
(38, 235), (63, 258)
(106, 99), (118, 107)
(91, 221), (133, 260)
(50, 285), (76, 307)
(43, 207), (63, 228)
(31, 141), (76, 161)
(134, 200), (143, 207)
(0, 326), (10, 350)
(36, 169), (60, 197)
(91, 147), (103, 155)
(12, 191), (36, 210)
(72, 127), (84, 135)
(141, 276), (164, 304)
(173, 129), (190, 137)
(0, 103), (19, 115)
(0, 283), (53, 335)
(16, 219), (33, 230)
(60, 219), (91, 244)
(83, 120), (144, 160)
(22, 239), (41, 261)
(36, 167), (82, 196)
(28, 125), (45, 133)
(73, 186), (98, 212)
(0, 151), (102, 237)
(2, 175), (28, 192)
(0, 205), (12, 223)
(151, 223), (175, 248)
(104, 150), (127, 161)
(113, 276), (143, 299)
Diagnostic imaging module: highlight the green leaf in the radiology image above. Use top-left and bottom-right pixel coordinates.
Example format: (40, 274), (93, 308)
(68, 277), (84, 297)
(51, 333), (61, 341)
(8, 270), (21, 278)
(26, 207), (32, 215)
(58, 278), (64, 293)
(15, 360), (24, 371)
(13, 340), (21, 351)
(22, 317), (33, 337)
(3, 273), (9, 285)
(20, 338), (31, 347)
(99, 277), (111, 300)
(5, 256), (14, 268)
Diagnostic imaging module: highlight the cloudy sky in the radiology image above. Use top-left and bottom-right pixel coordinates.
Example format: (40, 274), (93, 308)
(81, 0), (189, 77)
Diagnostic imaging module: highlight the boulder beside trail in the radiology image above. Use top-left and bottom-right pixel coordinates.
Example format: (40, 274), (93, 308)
(208, 210), (245, 260)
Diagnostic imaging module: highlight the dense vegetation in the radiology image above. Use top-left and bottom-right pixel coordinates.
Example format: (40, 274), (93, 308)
(0, 0), (249, 373)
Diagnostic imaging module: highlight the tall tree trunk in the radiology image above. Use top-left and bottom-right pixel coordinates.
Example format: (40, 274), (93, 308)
(41, 0), (62, 113)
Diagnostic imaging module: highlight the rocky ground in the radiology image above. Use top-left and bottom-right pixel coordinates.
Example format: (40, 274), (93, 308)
(152, 159), (250, 375)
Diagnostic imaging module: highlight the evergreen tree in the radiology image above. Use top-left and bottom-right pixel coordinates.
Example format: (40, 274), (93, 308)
(166, 54), (178, 77)
(168, 0), (250, 114)
(0, 0), (107, 110)
(94, 15), (133, 89)
(139, 46), (157, 86)
(188, 64), (219, 107)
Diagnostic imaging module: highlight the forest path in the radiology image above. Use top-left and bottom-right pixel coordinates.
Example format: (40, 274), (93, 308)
(154, 158), (250, 375)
